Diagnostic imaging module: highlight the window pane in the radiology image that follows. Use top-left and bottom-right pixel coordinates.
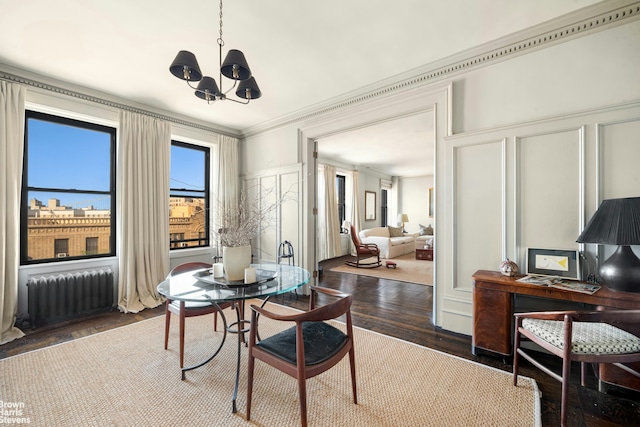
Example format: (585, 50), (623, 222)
(27, 118), (111, 191)
(169, 196), (206, 248)
(25, 191), (112, 261)
(170, 144), (205, 193)
(170, 142), (209, 249)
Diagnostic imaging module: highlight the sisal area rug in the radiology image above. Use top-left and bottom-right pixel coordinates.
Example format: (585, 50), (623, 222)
(0, 303), (539, 426)
(331, 252), (433, 286)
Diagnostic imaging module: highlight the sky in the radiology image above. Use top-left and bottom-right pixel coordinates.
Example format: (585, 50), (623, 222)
(27, 117), (205, 210)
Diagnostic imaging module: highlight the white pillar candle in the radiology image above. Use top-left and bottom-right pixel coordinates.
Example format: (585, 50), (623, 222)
(213, 263), (224, 278)
(244, 267), (257, 284)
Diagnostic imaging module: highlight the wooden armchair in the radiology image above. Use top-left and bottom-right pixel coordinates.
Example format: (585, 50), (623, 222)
(513, 310), (640, 427)
(246, 286), (357, 427)
(346, 224), (381, 268)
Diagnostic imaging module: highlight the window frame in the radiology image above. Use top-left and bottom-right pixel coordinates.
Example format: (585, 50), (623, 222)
(380, 188), (388, 227)
(21, 110), (116, 265)
(169, 140), (211, 250)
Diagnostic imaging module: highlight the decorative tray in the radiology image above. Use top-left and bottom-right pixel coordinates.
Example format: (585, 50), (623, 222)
(193, 269), (277, 288)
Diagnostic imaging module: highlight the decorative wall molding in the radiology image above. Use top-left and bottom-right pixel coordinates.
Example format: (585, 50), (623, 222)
(2, 2), (637, 139)
(0, 66), (240, 138)
(245, 0), (640, 137)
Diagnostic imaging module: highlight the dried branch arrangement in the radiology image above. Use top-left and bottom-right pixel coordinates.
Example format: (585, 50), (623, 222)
(215, 184), (296, 247)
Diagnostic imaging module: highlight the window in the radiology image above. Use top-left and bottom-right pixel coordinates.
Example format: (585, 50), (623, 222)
(380, 189), (388, 226)
(85, 237), (98, 255)
(336, 174), (346, 232)
(21, 111), (116, 264)
(170, 141), (210, 249)
(54, 239), (69, 258)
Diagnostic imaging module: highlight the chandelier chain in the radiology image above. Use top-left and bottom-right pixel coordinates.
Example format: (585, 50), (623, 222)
(218, 0), (224, 47)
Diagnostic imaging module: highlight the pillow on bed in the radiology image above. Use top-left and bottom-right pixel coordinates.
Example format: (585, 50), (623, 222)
(419, 224), (434, 236)
(388, 226), (403, 237)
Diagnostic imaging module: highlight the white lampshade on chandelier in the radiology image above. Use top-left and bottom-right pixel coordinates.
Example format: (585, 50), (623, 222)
(169, 0), (261, 104)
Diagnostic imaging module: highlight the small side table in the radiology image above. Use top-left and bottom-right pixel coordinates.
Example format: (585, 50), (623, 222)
(416, 248), (433, 261)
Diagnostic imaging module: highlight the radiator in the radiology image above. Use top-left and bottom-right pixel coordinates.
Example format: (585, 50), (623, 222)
(27, 269), (114, 330)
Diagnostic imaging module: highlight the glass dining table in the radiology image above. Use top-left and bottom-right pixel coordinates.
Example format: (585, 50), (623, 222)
(157, 263), (311, 413)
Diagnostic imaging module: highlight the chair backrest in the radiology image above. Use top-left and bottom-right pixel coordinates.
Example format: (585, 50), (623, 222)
(349, 225), (362, 247)
(304, 287), (353, 323)
(168, 262), (212, 277)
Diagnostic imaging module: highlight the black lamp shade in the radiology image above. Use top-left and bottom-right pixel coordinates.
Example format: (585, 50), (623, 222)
(195, 77), (220, 101)
(169, 50), (203, 82)
(576, 197), (640, 245)
(220, 49), (252, 81)
(577, 197), (640, 293)
(236, 77), (261, 100)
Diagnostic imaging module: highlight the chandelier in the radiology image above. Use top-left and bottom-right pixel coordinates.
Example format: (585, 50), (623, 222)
(169, 0), (261, 104)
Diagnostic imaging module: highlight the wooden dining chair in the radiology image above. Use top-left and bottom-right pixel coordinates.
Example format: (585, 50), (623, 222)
(164, 262), (236, 368)
(346, 224), (381, 268)
(246, 286), (357, 427)
(513, 310), (640, 427)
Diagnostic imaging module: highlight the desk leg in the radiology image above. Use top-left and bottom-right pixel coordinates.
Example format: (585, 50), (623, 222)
(181, 302), (228, 380)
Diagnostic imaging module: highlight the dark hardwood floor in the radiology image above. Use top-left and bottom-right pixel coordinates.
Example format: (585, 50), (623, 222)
(3, 256), (640, 426)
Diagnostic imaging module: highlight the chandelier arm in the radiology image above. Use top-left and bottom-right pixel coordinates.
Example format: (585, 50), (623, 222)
(225, 97), (250, 105)
(222, 79), (238, 97)
(186, 81), (199, 90)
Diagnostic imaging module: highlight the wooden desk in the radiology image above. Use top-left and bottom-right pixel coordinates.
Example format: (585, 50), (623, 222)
(472, 270), (640, 390)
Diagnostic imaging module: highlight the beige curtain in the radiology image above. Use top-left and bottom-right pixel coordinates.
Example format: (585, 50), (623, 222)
(318, 164), (341, 260)
(0, 81), (26, 345)
(217, 135), (239, 230)
(117, 111), (170, 313)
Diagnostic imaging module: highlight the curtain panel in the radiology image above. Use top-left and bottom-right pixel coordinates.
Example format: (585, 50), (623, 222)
(117, 111), (170, 313)
(318, 164), (341, 260)
(217, 135), (239, 230)
(0, 81), (26, 345)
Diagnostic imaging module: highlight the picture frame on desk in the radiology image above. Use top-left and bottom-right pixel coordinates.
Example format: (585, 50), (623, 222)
(526, 247), (580, 280)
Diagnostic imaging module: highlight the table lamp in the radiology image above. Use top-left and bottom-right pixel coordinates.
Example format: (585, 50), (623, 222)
(576, 197), (640, 293)
(398, 214), (409, 233)
(342, 220), (351, 234)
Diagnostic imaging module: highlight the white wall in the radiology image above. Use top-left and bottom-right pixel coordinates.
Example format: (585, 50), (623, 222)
(241, 15), (640, 336)
(398, 175), (433, 234)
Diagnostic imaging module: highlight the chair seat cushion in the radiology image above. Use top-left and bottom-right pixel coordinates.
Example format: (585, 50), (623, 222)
(257, 321), (348, 365)
(523, 318), (640, 355)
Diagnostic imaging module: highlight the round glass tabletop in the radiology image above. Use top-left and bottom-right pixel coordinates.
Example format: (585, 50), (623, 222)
(157, 263), (310, 303)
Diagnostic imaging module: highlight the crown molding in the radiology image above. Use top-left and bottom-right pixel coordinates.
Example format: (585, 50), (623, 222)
(0, 63), (242, 138)
(243, 0), (640, 138)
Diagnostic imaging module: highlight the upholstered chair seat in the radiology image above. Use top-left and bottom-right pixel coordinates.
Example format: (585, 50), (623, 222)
(522, 318), (640, 355)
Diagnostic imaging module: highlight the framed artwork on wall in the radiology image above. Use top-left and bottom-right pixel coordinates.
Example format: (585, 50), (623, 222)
(365, 191), (376, 221)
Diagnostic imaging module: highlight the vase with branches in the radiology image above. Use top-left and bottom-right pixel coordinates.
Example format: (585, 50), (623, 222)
(214, 184), (294, 280)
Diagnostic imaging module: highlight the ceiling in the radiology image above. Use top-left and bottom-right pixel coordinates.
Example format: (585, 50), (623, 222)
(0, 0), (601, 176)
